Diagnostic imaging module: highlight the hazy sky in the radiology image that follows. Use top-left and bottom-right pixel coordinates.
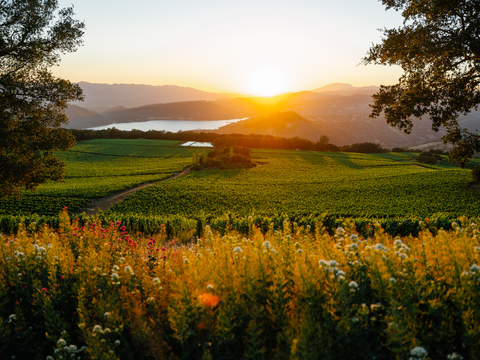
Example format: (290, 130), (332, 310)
(54, 0), (405, 95)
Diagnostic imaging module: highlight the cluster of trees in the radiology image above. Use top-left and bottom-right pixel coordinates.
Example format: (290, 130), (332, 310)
(71, 128), (343, 152)
(341, 142), (387, 154)
(193, 147), (255, 170)
(416, 149), (448, 165)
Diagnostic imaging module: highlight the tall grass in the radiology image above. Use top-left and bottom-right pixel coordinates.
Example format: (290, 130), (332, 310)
(1, 211), (479, 359)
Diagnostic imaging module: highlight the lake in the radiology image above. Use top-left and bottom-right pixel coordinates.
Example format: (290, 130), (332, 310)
(88, 118), (245, 132)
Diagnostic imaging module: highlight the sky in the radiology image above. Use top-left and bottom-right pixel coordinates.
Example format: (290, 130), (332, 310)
(54, 0), (405, 96)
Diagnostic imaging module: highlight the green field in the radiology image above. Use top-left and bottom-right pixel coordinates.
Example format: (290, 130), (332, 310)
(110, 149), (480, 218)
(1, 139), (479, 220)
(0, 139), (195, 215)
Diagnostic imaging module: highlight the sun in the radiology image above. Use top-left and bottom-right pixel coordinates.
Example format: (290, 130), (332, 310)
(249, 68), (286, 97)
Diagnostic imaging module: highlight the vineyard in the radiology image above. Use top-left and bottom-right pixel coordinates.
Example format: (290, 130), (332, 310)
(0, 139), (195, 216)
(1, 139), (479, 232)
(110, 149), (480, 219)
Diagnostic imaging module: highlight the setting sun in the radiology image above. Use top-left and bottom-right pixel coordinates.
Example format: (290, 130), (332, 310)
(249, 68), (286, 97)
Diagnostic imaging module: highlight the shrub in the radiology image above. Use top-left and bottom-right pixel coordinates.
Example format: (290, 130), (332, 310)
(472, 164), (480, 182)
(416, 154), (438, 164)
(342, 142), (386, 153)
(325, 143), (340, 152)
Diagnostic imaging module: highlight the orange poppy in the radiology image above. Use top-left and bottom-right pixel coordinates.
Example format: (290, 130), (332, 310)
(198, 293), (220, 307)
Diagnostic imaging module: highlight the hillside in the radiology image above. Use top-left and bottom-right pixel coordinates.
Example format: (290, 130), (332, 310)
(71, 82), (233, 112)
(64, 83), (480, 148)
(203, 111), (447, 148)
(64, 105), (111, 129)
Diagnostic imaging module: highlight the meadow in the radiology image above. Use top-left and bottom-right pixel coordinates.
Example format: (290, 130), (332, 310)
(1, 211), (479, 359)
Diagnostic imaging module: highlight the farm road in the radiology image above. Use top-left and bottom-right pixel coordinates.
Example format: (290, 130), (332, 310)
(75, 166), (192, 216)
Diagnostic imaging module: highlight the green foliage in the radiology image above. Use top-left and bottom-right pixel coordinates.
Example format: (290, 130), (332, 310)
(342, 142), (386, 153)
(197, 147), (255, 169)
(0, 0), (85, 197)
(416, 155), (438, 165)
(363, 0), (480, 167)
(0, 196), (88, 216)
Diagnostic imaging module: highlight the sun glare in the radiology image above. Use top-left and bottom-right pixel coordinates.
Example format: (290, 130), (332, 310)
(249, 68), (286, 97)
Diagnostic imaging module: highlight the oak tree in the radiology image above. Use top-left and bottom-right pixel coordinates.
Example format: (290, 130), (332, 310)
(0, 0), (85, 196)
(363, 0), (480, 167)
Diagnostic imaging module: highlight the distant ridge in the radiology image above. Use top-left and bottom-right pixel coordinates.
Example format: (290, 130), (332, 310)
(312, 83), (379, 96)
(72, 82), (237, 113)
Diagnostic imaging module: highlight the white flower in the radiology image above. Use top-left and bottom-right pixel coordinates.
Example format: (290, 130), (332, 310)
(336, 227), (345, 235)
(153, 277), (161, 285)
(124, 266), (134, 275)
(447, 353), (463, 360)
(375, 243), (387, 251)
(349, 243), (358, 251)
(206, 284), (214, 290)
(233, 246), (242, 253)
(350, 234), (359, 242)
(104, 312), (111, 319)
(9, 314), (16, 321)
(297, 249), (303, 253)
(115, 340), (121, 346)
(111, 273), (120, 280)
(389, 277), (397, 283)
(470, 264), (480, 273)
(112, 265), (120, 271)
(92, 325), (102, 335)
(262, 241), (271, 250)
(183, 258), (189, 264)
(57, 338), (67, 347)
(409, 346), (427, 359)
(318, 260), (329, 267)
(329, 260), (338, 266)
(349, 281), (358, 289)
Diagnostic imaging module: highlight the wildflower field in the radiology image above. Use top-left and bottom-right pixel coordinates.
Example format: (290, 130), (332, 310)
(1, 211), (480, 359)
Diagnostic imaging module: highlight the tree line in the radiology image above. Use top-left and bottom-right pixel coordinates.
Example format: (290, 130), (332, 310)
(70, 128), (394, 153)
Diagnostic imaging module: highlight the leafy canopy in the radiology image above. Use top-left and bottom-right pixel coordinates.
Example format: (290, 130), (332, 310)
(0, 0), (85, 196)
(363, 0), (480, 167)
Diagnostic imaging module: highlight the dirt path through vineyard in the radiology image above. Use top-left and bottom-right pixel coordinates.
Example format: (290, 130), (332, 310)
(75, 166), (192, 216)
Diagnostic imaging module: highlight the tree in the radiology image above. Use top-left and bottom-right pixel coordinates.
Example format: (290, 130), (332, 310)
(363, 0), (480, 167)
(0, 0), (85, 196)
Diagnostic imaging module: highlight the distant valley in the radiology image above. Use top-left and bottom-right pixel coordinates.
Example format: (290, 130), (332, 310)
(65, 82), (480, 149)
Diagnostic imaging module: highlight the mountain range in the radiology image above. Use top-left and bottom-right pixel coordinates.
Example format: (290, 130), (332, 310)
(65, 82), (480, 149)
